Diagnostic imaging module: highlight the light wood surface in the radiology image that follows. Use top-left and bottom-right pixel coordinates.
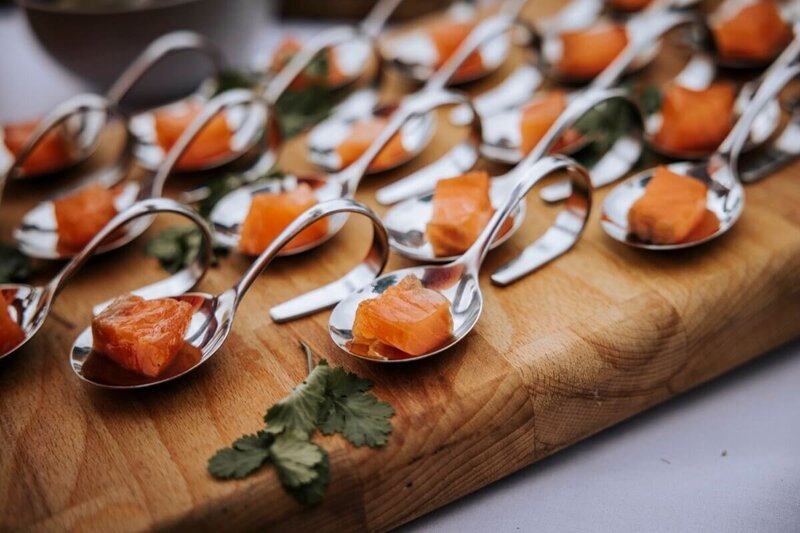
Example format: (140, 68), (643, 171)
(2, 2), (800, 531)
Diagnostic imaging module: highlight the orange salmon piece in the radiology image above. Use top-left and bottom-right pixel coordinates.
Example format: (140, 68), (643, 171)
(429, 19), (483, 81)
(426, 171), (494, 257)
(336, 117), (408, 172)
(628, 166), (709, 244)
(4, 119), (71, 176)
(92, 294), (194, 378)
(520, 91), (573, 155)
(712, 0), (792, 63)
(558, 23), (628, 80)
(654, 83), (736, 154)
(239, 183), (328, 255)
(271, 37), (346, 89)
(352, 275), (453, 357)
(0, 300), (25, 355)
(53, 184), (118, 250)
(154, 101), (232, 170)
(681, 208), (720, 243)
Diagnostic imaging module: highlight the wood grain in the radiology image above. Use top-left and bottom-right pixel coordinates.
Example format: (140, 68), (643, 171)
(2, 2), (800, 531)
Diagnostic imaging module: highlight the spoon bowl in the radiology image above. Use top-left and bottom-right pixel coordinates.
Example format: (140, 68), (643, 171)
(70, 198), (390, 388)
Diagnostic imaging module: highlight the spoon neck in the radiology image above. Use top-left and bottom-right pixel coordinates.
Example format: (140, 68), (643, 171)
(427, 13), (516, 90)
(359, 0), (402, 39)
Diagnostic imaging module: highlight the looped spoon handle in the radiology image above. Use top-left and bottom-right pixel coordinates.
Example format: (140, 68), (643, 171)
(336, 87), (481, 195)
(3, 93), (135, 186)
(46, 198), (214, 312)
(221, 198), (389, 322)
(457, 155), (592, 285)
(106, 31), (226, 108)
(590, 9), (694, 91)
(147, 89), (268, 200)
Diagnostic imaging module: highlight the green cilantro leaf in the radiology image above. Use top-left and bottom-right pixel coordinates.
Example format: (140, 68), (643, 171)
(0, 245), (31, 284)
(275, 84), (335, 138)
(213, 69), (261, 96)
(287, 449), (330, 505)
(145, 225), (228, 274)
(270, 432), (325, 488)
(640, 85), (663, 116)
(317, 366), (395, 447)
(264, 359), (332, 438)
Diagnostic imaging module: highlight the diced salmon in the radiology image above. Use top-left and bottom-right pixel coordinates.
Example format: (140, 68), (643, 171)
(426, 171), (494, 257)
(558, 23), (629, 80)
(0, 300), (25, 355)
(92, 294), (194, 378)
(3, 119), (72, 176)
(271, 37), (346, 90)
(428, 19), (484, 81)
(628, 166), (709, 244)
(654, 83), (736, 154)
(520, 90), (581, 155)
(712, 0), (792, 63)
(610, 0), (653, 11)
(352, 275), (453, 357)
(239, 183), (328, 255)
(53, 184), (118, 250)
(336, 117), (408, 172)
(154, 101), (233, 170)
(681, 208), (720, 243)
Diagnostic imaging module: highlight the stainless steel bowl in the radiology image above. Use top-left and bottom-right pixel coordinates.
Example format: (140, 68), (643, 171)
(18, 0), (267, 105)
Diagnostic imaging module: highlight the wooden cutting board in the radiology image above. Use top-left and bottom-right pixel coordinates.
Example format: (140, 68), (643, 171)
(2, 2), (800, 530)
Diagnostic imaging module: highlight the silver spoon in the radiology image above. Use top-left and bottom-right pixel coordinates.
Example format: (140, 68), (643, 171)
(601, 57), (799, 249)
(0, 94), (116, 186)
(307, 3), (527, 175)
(477, 7), (692, 169)
(0, 198), (213, 361)
(69, 198), (390, 389)
(384, 89), (626, 278)
(108, 31), (270, 173)
(208, 88), (478, 256)
(643, 51), (783, 159)
(329, 155), (589, 363)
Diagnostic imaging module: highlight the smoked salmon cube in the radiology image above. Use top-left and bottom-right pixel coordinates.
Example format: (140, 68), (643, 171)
(336, 117), (408, 172)
(428, 19), (483, 81)
(4, 119), (71, 176)
(352, 275), (453, 357)
(426, 171), (494, 257)
(520, 91), (573, 155)
(239, 183), (328, 255)
(53, 184), (118, 250)
(558, 23), (628, 80)
(92, 294), (194, 378)
(0, 300), (25, 355)
(628, 166), (709, 244)
(154, 101), (233, 170)
(654, 83), (735, 154)
(711, 0), (792, 63)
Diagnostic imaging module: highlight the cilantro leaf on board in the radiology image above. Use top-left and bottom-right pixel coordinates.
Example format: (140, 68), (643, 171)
(264, 359), (332, 438)
(270, 432), (325, 488)
(317, 366), (395, 448)
(275, 84), (335, 138)
(208, 431), (276, 480)
(212, 69), (261, 96)
(145, 225), (228, 274)
(640, 85), (663, 116)
(287, 449), (330, 505)
(0, 245), (31, 284)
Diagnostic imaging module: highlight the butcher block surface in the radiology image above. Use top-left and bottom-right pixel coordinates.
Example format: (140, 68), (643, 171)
(1, 2), (800, 531)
